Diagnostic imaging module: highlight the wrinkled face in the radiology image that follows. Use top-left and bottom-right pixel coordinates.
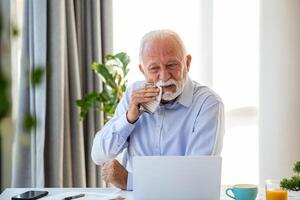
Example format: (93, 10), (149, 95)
(139, 37), (191, 102)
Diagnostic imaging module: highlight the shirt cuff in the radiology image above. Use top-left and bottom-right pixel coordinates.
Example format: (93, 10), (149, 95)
(126, 172), (133, 191)
(114, 112), (136, 135)
(112, 113), (136, 152)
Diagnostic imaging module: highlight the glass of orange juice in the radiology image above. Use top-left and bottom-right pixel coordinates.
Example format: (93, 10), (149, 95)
(265, 180), (288, 200)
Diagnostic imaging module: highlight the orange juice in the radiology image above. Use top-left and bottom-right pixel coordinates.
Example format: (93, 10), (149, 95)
(266, 189), (288, 200)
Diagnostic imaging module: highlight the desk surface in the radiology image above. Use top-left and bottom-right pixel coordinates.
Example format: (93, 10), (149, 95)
(0, 188), (130, 199)
(2, 187), (300, 200)
(0, 186), (265, 200)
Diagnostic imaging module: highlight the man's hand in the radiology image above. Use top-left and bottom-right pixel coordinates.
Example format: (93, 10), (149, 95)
(127, 83), (160, 123)
(101, 159), (128, 190)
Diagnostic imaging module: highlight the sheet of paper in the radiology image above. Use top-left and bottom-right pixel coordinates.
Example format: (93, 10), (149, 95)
(41, 191), (124, 200)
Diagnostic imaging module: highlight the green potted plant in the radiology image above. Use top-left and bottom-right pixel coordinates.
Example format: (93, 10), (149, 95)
(76, 52), (130, 123)
(280, 161), (300, 197)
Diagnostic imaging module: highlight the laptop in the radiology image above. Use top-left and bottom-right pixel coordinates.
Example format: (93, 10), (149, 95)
(133, 156), (222, 200)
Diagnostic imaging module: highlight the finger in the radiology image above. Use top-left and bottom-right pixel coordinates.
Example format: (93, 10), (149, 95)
(145, 86), (160, 92)
(101, 174), (108, 181)
(144, 82), (160, 89)
(134, 92), (159, 98)
(102, 165), (112, 173)
(103, 160), (114, 168)
(102, 165), (108, 171)
(133, 89), (157, 96)
(132, 93), (157, 104)
(134, 88), (160, 96)
(101, 172), (107, 180)
(136, 85), (159, 93)
(102, 171), (111, 178)
(102, 162), (109, 168)
(111, 159), (120, 166)
(101, 168), (109, 174)
(102, 176), (109, 184)
(144, 82), (155, 87)
(135, 97), (157, 104)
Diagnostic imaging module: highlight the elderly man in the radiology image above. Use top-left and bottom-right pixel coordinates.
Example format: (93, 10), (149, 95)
(91, 30), (224, 190)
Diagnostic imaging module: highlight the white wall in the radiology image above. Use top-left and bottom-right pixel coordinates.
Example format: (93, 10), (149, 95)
(259, 0), (300, 187)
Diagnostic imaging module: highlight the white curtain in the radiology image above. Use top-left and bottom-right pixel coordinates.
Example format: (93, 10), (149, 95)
(0, 0), (13, 192)
(12, 0), (113, 187)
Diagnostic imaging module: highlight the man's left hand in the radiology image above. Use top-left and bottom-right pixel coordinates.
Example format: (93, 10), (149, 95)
(101, 159), (128, 190)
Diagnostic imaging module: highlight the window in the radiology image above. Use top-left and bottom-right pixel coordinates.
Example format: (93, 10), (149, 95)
(213, 0), (259, 184)
(112, 0), (201, 84)
(113, 0), (259, 184)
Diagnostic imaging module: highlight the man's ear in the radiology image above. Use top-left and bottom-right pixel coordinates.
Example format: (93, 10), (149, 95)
(139, 64), (145, 74)
(185, 55), (192, 72)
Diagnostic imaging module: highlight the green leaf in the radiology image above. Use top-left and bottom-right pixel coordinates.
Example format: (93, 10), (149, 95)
(122, 84), (126, 92)
(31, 67), (45, 86)
(92, 63), (106, 81)
(0, 71), (10, 120)
(12, 25), (20, 38)
(23, 114), (37, 132)
(76, 92), (103, 120)
(92, 63), (116, 88)
(294, 161), (300, 174)
(114, 72), (122, 85)
(125, 68), (130, 76)
(105, 54), (115, 61)
(99, 92), (110, 102)
(76, 99), (85, 107)
(115, 52), (130, 77)
(103, 105), (112, 113)
(115, 52), (130, 68)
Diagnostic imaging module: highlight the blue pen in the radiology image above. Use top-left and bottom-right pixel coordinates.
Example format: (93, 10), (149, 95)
(63, 193), (85, 200)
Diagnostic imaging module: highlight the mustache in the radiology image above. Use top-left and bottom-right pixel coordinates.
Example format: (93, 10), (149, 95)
(156, 79), (178, 87)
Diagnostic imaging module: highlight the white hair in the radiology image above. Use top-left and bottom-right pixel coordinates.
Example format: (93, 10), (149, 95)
(139, 29), (187, 63)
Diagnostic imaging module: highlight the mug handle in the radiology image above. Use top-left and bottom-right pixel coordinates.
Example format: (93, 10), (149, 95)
(225, 188), (236, 199)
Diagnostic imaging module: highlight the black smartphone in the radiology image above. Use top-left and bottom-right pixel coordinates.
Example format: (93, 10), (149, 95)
(11, 190), (48, 200)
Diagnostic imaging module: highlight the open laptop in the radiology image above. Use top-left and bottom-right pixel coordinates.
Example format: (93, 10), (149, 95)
(133, 156), (222, 200)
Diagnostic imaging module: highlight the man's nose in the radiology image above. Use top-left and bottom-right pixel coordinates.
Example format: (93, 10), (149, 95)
(159, 67), (171, 82)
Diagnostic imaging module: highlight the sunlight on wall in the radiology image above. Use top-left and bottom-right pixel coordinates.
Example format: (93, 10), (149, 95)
(213, 0), (259, 184)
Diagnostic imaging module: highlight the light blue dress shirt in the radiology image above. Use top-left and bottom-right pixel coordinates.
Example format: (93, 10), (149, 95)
(91, 77), (225, 190)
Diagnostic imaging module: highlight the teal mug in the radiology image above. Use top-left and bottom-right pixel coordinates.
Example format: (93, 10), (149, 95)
(225, 184), (258, 200)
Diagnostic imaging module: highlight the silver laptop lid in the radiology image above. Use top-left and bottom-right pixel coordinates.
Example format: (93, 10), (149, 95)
(133, 156), (222, 200)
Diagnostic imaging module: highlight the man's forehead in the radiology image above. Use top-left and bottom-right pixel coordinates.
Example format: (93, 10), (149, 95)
(143, 40), (182, 59)
(143, 54), (182, 63)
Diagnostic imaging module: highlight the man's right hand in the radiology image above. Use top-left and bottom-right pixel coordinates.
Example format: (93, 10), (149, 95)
(126, 83), (160, 123)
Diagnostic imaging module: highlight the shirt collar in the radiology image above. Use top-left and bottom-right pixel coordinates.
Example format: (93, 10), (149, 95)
(175, 76), (194, 108)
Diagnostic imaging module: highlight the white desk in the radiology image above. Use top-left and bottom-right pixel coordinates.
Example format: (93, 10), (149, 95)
(0, 186), (261, 200)
(0, 188), (130, 199)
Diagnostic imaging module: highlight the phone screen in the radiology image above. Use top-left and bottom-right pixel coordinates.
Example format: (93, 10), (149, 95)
(12, 190), (48, 200)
